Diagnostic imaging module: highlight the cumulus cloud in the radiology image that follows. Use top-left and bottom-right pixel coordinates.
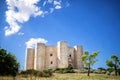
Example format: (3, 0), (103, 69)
(54, 0), (61, 5)
(25, 38), (48, 48)
(5, 0), (44, 36)
(55, 5), (62, 9)
(54, 0), (62, 9)
(5, 0), (69, 36)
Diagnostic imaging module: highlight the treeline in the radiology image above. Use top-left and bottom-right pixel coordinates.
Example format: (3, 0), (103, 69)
(79, 67), (120, 76)
(81, 50), (120, 76)
(0, 48), (20, 77)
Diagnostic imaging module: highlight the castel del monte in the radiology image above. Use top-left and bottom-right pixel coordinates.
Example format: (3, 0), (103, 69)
(25, 41), (83, 70)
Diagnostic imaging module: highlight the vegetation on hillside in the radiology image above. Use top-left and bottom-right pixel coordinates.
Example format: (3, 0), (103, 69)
(54, 65), (75, 73)
(106, 54), (120, 76)
(81, 50), (99, 76)
(1, 73), (120, 80)
(0, 48), (120, 80)
(20, 69), (53, 80)
(0, 48), (20, 77)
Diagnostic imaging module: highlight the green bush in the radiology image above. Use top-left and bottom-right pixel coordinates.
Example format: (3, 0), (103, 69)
(118, 69), (120, 76)
(94, 70), (106, 74)
(20, 69), (53, 78)
(42, 69), (53, 77)
(107, 68), (114, 73)
(55, 67), (75, 73)
(79, 69), (88, 73)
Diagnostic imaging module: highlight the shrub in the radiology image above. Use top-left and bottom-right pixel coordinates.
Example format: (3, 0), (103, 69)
(79, 69), (88, 73)
(55, 67), (75, 73)
(107, 68), (114, 73)
(106, 71), (110, 75)
(118, 68), (120, 76)
(20, 69), (53, 78)
(94, 69), (106, 74)
(42, 69), (53, 77)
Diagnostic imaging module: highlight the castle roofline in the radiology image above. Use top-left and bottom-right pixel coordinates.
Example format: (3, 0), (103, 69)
(57, 41), (67, 43)
(26, 47), (34, 49)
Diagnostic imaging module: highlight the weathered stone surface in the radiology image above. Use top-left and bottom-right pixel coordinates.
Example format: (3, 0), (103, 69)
(57, 41), (68, 68)
(25, 48), (34, 70)
(45, 46), (57, 69)
(25, 41), (83, 70)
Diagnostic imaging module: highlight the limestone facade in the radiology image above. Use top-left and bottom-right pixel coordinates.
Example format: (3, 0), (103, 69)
(25, 41), (83, 70)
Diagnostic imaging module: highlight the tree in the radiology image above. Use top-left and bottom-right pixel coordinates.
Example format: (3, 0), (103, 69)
(81, 50), (99, 76)
(97, 67), (106, 71)
(106, 54), (120, 76)
(0, 48), (20, 77)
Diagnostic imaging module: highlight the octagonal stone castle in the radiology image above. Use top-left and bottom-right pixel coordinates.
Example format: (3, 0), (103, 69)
(25, 41), (83, 70)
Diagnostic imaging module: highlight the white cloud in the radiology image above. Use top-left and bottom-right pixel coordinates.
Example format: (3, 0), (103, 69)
(43, 1), (47, 6)
(53, 0), (62, 9)
(25, 38), (48, 48)
(55, 5), (62, 9)
(47, 0), (53, 3)
(5, 24), (20, 36)
(50, 8), (54, 13)
(54, 1), (61, 5)
(5, 0), (69, 36)
(5, 0), (44, 36)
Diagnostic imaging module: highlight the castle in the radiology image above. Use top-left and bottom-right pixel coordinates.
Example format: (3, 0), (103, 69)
(25, 41), (83, 70)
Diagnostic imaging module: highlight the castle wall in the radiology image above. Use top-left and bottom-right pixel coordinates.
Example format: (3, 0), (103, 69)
(45, 46), (57, 69)
(34, 43), (45, 70)
(74, 46), (83, 69)
(25, 48), (34, 70)
(57, 41), (68, 68)
(68, 47), (74, 68)
(25, 41), (83, 70)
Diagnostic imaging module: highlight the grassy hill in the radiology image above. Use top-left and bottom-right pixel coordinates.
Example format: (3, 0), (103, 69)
(0, 73), (120, 80)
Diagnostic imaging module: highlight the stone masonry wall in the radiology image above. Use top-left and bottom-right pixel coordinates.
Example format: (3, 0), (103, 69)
(45, 46), (57, 69)
(74, 46), (83, 69)
(25, 48), (34, 70)
(68, 47), (75, 68)
(57, 41), (68, 68)
(34, 43), (45, 70)
(25, 41), (83, 70)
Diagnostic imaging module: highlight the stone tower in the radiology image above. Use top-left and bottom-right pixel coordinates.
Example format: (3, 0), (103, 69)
(57, 41), (68, 68)
(25, 48), (34, 70)
(74, 46), (83, 69)
(25, 41), (83, 70)
(34, 43), (45, 70)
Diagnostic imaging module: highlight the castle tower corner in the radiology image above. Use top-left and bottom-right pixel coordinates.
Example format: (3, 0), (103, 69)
(74, 46), (83, 69)
(34, 43), (45, 70)
(25, 48), (35, 70)
(57, 41), (68, 68)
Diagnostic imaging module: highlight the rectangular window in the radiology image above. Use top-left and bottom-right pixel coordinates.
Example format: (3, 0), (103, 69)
(51, 61), (53, 64)
(69, 54), (71, 57)
(50, 53), (53, 56)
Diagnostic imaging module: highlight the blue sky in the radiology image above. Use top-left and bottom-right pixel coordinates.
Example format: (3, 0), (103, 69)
(0, 0), (120, 70)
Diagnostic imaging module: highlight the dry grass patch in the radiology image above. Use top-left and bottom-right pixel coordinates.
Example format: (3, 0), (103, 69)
(1, 73), (120, 80)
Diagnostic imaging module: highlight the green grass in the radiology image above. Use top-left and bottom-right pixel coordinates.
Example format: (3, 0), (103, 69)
(0, 73), (120, 80)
